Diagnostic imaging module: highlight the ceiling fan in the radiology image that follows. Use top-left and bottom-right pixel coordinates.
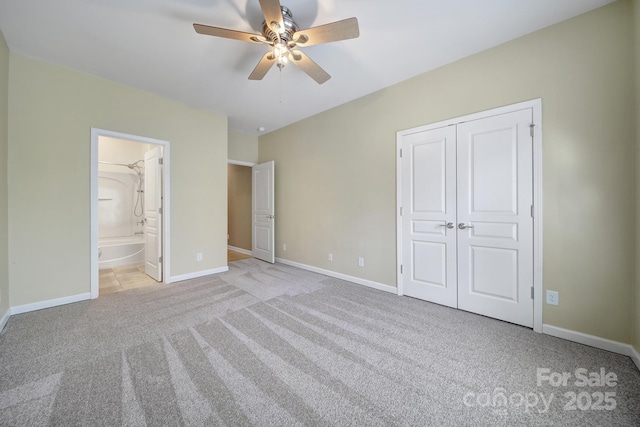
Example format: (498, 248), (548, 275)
(193, 0), (359, 84)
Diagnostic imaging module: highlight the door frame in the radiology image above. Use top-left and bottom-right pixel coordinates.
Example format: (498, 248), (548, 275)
(227, 159), (256, 256)
(396, 99), (543, 332)
(90, 128), (171, 298)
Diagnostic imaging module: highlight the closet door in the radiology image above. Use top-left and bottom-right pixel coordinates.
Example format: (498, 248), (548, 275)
(401, 126), (458, 307)
(456, 110), (534, 327)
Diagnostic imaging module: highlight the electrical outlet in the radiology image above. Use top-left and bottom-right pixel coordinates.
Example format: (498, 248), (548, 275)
(358, 257), (364, 267)
(196, 253), (203, 261)
(328, 253), (333, 261)
(283, 243), (287, 251)
(546, 290), (559, 306)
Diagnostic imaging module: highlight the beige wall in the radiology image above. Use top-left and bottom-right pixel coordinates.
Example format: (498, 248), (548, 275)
(260, 1), (635, 343)
(8, 53), (227, 306)
(0, 32), (8, 317)
(228, 164), (252, 251)
(228, 130), (258, 164)
(634, 0), (640, 356)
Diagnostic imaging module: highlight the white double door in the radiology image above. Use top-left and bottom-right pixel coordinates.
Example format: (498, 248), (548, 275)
(401, 109), (534, 327)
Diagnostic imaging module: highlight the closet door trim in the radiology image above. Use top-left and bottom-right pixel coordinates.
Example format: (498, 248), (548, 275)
(396, 99), (543, 332)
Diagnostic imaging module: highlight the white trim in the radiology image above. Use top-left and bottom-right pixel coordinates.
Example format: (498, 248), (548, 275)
(11, 293), (91, 316)
(629, 346), (640, 371)
(630, 345), (640, 372)
(395, 132), (403, 297)
(91, 128), (172, 300)
(170, 266), (229, 283)
(275, 257), (397, 294)
(396, 99), (543, 332)
(227, 160), (256, 167)
(0, 307), (10, 333)
(543, 324), (640, 371)
(531, 100), (543, 333)
(228, 245), (252, 256)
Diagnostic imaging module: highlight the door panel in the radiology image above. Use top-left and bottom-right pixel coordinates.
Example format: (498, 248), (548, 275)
(412, 241), (447, 288)
(457, 109), (533, 327)
(469, 246), (518, 300)
(252, 161), (275, 263)
(144, 146), (163, 281)
(401, 126), (457, 307)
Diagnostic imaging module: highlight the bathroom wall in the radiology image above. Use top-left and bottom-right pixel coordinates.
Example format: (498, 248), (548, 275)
(98, 137), (150, 239)
(98, 136), (151, 172)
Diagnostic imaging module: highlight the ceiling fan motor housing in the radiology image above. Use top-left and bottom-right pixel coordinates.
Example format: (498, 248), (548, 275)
(262, 6), (299, 43)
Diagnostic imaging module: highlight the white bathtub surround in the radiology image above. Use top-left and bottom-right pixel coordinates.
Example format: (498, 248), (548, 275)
(98, 235), (145, 270)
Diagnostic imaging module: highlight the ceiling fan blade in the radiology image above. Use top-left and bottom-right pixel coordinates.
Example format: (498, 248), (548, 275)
(259, 0), (284, 33)
(249, 52), (276, 80)
(293, 17), (359, 47)
(289, 50), (330, 84)
(193, 23), (261, 43)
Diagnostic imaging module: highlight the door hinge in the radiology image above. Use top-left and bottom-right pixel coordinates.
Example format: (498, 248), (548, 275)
(159, 256), (163, 264)
(400, 206), (403, 216)
(400, 265), (403, 274)
(399, 149), (403, 158)
(531, 286), (534, 299)
(531, 204), (534, 218)
(158, 157), (164, 165)
(159, 207), (163, 214)
(529, 123), (535, 138)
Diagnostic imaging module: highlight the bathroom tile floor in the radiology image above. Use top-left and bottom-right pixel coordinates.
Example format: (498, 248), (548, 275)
(99, 264), (159, 296)
(100, 252), (251, 296)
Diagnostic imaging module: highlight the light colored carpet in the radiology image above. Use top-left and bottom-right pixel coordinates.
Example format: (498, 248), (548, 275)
(0, 258), (638, 426)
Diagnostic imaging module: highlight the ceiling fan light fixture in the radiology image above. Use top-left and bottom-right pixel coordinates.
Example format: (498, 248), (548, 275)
(273, 42), (289, 69)
(194, 0), (359, 84)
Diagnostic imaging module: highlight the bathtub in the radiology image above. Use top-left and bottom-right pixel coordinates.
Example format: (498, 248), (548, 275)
(99, 235), (145, 269)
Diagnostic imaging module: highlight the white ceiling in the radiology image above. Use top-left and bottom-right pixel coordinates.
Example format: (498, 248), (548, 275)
(0, 0), (615, 135)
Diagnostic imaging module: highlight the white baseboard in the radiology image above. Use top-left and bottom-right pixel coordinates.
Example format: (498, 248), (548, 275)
(228, 245), (252, 256)
(170, 266), (229, 283)
(0, 306), (10, 333)
(275, 257), (397, 294)
(11, 293), (91, 316)
(543, 324), (640, 372)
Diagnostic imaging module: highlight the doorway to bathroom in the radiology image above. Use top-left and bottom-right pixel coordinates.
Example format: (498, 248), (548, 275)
(90, 128), (171, 298)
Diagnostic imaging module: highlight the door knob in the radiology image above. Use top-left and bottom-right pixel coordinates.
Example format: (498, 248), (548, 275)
(458, 223), (474, 230)
(438, 222), (454, 229)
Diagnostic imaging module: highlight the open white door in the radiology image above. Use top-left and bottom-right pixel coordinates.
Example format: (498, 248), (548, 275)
(252, 161), (275, 263)
(144, 146), (163, 281)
